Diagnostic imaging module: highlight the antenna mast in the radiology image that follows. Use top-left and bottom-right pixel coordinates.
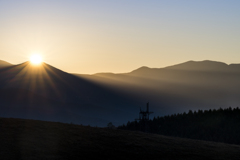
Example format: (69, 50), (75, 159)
(136, 102), (153, 121)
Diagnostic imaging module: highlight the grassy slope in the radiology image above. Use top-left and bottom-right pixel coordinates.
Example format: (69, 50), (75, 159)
(0, 117), (240, 160)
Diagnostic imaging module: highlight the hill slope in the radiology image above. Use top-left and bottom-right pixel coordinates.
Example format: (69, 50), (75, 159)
(0, 61), (139, 126)
(76, 60), (240, 118)
(0, 117), (240, 160)
(0, 60), (12, 68)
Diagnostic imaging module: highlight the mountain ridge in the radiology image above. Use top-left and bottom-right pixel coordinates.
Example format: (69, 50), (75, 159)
(76, 59), (240, 123)
(0, 60), (12, 68)
(129, 60), (240, 77)
(2, 59), (240, 127)
(0, 61), (140, 126)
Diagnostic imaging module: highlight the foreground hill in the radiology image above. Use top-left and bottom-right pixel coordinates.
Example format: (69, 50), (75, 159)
(0, 117), (240, 160)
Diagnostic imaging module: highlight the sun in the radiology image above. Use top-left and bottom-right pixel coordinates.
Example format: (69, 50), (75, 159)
(30, 54), (43, 65)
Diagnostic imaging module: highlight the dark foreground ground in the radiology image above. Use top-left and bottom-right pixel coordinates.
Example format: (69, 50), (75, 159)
(0, 117), (240, 160)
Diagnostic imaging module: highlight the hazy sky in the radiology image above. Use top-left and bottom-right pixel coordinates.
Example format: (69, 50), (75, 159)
(0, 0), (240, 74)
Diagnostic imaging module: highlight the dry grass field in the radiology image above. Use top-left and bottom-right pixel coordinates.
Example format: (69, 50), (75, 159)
(0, 117), (240, 160)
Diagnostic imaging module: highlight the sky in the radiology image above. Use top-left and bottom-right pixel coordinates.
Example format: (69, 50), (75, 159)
(0, 0), (240, 74)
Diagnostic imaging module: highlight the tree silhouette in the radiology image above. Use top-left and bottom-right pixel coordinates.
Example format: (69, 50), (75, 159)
(118, 107), (240, 145)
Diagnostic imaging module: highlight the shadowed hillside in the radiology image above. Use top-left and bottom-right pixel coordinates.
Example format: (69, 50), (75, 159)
(0, 117), (240, 160)
(76, 60), (240, 118)
(0, 61), (140, 126)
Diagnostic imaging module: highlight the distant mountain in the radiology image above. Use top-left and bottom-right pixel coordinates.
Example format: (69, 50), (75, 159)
(76, 60), (240, 120)
(165, 60), (229, 71)
(0, 60), (12, 68)
(129, 60), (240, 77)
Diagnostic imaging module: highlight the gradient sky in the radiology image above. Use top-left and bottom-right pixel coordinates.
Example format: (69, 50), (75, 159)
(0, 0), (240, 74)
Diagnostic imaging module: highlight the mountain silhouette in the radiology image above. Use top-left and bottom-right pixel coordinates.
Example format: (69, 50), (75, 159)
(2, 60), (240, 126)
(0, 60), (12, 68)
(0, 61), (138, 126)
(76, 60), (240, 119)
